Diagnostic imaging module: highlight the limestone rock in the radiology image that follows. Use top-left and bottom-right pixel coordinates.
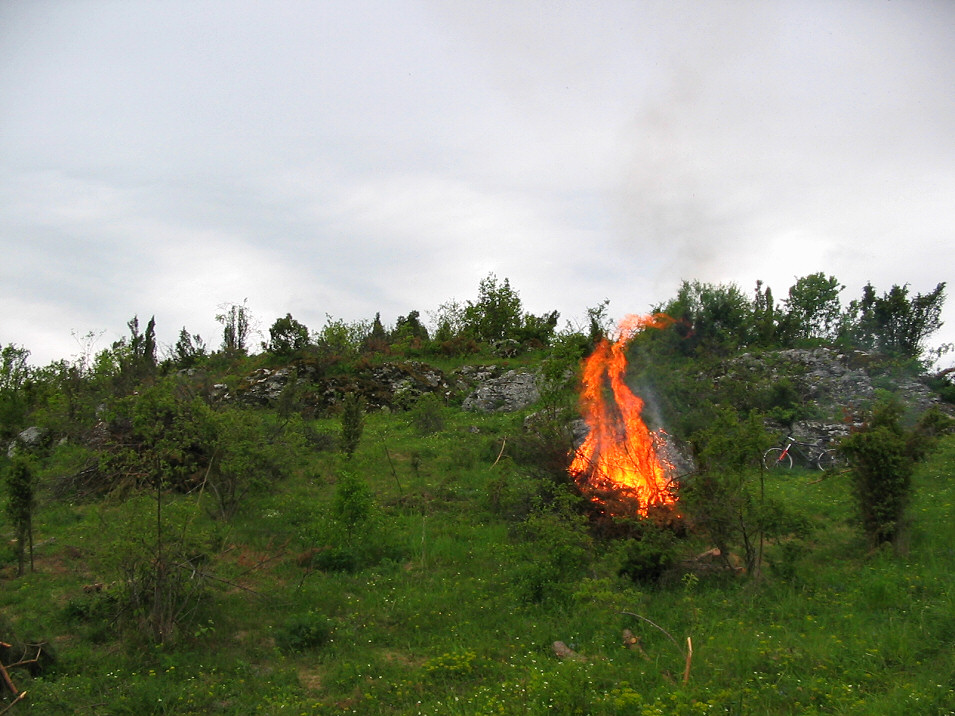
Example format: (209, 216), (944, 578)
(6, 426), (50, 458)
(462, 369), (540, 413)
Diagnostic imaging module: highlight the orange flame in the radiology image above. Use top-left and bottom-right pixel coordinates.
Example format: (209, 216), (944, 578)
(569, 313), (677, 516)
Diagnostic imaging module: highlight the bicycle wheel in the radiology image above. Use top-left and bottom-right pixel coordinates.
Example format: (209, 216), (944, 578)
(816, 449), (848, 471)
(763, 448), (793, 470)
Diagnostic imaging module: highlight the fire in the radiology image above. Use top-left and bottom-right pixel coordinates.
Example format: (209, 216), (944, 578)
(568, 313), (678, 516)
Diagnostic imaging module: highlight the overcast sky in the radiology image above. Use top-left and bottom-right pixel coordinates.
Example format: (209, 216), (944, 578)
(2, 0), (953, 366)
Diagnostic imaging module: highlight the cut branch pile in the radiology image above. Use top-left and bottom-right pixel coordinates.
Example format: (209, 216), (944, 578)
(0, 640), (46, 713)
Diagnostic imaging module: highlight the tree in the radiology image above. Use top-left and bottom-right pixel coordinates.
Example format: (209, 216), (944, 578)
(518, 310), (560, 347)
(783, 273), (843, 342)
(0, 344), (31, 440)
(750, 280), (778, 346)
(656, 280), (751, 355)
(217, 300), (253, 355)
(847, 282), (946, 360)
(206, 405), (303, 520)
(586, 299), (612, 346)
(463, 273), (523, 344)
(363, 312), (390, 353)
(429, 300), (478, 355)
(171, 327), (207, 368)
(266, 313), (310, 357)
(102, 315), (157, 391)
(392, 310), (429, 344)
(5, 458), (36, 576)
(315, 315), (370, 361)
(430, 300), (467, 342)
(128, 315), (158, 373)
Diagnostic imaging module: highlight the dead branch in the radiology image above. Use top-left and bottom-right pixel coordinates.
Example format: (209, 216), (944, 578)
(0, 691), (27, 715)
(169, 561), (268, 599)
(621, 611), (694, 683)
(7, 642), (44, 670)
(490, 436), (507, 467)
(382, 445), (403, 495)
(0, 661), (18, 697)
(619, 611), (682, 653)
(683, 636), (693, 684)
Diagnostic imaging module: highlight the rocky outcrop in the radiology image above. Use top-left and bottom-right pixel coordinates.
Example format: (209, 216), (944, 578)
(223, 347), (948, 433)
(461, 369), (540, 413)
(6, 426), (50, 458)
(726, 347), (948, 444)
(235, 361), (453, 412)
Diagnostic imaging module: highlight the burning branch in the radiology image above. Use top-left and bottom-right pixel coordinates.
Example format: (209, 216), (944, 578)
(568, 314), (679, 517)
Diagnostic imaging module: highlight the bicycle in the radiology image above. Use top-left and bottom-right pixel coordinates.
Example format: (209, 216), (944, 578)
(762, 436), (847, 471)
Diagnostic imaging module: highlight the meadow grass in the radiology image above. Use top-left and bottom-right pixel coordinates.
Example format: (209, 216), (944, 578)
(3, 412), (955, 714)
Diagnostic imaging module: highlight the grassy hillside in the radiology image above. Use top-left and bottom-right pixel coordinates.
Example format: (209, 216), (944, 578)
(3, 360), (955, 715)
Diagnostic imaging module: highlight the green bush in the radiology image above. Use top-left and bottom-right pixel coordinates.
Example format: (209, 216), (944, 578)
(616, 521), (681, 585)
(410, 392), (445, 435)
(683, 408), (774, 574)
(275, 612), (333, 652)
(339, 392), (365, 458)
(840, 398), (921, 546)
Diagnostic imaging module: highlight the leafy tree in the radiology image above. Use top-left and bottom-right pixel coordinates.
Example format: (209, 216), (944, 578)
(750, 280), (778, 346)
(99, 376), (215, 494)
(266, 313), (310, 357)
(392, 310), (430, 348)
(517, 310), (560, 347)
(783, 273), (843, 342)
(656, 280), (751, 356)
(0, 344), (31, 439)
(127, 315), (158, 373)
(217, 300), (253, 355)
(363, 312), (390, 353)
(463, 273), (523, 344)
(846, 282), (946, 360)
(206, 405), (304, 520)
(333, 468), (373, 528)
(5, 457), (36, 576)
(429, 300), (478, 356)
(315, 315), (370, 361)
(430, 300), (467, 340)
(171, 327), (207, 369)
(586, 299), (613, 346)
(410, 393), (445, 436)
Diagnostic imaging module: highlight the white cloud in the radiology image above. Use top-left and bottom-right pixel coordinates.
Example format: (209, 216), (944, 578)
(1, 0), (954, 365)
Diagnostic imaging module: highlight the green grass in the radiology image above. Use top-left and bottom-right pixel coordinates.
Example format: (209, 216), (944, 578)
(3, 408), (955, 714)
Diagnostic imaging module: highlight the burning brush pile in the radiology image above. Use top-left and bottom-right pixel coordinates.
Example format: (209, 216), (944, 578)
(568, 314), (682, 518)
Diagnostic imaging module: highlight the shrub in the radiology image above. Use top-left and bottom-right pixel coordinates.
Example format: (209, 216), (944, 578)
(5, 457), (36, 576)
(276, 612), (333, 652)
(410, 393), (445, 435)
(333, 469), (373, 528)
(339, 392), (365, 458)
(512, 501), (593, 604)
(616, 520), (681, 585)
(682, 408), (774, 574)
(839, 397), (924, 546)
